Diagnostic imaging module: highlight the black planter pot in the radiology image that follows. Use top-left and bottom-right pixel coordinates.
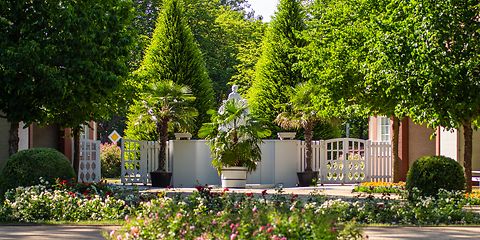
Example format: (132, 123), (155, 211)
(297, 171), (319, 187)
(150, 170), (172, 187)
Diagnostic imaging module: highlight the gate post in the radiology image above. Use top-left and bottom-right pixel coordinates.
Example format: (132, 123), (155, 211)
(140, 142), (148, 185)
(120, 139), (125, 184)
(319, 140), (326, 184)
(341, 139), (346, 184)
(365, 140), (371, 182)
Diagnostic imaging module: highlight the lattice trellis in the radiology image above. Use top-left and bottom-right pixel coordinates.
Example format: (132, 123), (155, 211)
(78, 139), (101, 183)
(121, 140), (170, 185)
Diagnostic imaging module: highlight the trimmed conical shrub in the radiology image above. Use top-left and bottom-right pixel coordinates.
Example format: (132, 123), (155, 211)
(134, 0), (214, 132)
(247, 0), (306, 131)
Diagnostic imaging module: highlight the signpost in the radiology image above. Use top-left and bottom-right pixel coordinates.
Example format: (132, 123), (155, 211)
(108, 130), (122, 144)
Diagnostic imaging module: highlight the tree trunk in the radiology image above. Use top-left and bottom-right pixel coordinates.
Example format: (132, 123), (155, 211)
(157, 118), (169, 172)
(72, 127), (81, 176)
(304, 121), (314, 172)
(392, 116), (401, 182)
(8, 121), (19, 156)
(463, 121), (473, 193)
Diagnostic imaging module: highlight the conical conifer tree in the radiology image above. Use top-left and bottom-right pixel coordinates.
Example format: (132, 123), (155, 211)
(247, 0), (306, 130)
(135, 0), (214, 130)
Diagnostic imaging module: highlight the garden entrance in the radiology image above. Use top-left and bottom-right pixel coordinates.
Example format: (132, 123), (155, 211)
(120, 138), (391, 186)
(298, 138), (391, 184)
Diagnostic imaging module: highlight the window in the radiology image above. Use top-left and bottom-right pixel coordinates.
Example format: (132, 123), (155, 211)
(379, 117), (390, 142)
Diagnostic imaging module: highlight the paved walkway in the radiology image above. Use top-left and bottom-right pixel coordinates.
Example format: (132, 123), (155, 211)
(1, 225), (480, 239)
(363, 226), (480, 239)
(0, 225), (115, 240)
(139, 184), (399, 199)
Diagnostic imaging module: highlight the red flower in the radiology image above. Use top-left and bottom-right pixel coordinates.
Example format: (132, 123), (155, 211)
(195, 185), (204, 192)
(246, 192), (254, 198)
(262, 190), (268, 196)
(60, 179), (68, 185)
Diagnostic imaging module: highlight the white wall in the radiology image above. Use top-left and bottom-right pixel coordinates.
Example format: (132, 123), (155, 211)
(169, 140), (300, 188)
(439, 127), (459, 161)
(18, 122), (29, 151)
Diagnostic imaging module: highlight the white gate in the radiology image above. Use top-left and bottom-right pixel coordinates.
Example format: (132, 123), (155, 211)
(78, 139), (101, 183)
(121, 139), (170, 185)
(299, 138), (391, 184)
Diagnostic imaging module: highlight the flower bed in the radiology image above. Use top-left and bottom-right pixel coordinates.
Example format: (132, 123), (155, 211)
(109, 187), (361, 240)
(353, 182), (405, 194)
(0, 179), (133, 222)
(2, 179), (480, 238)
(466, 190), (480, 205)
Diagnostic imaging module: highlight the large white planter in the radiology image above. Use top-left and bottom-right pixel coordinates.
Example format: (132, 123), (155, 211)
(221, 167), (248, 188)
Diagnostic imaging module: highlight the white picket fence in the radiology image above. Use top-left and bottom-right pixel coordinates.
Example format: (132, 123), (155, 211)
(298, 138), (391, 184)
(78, 139), (101, 183)
(121, 140), (170, 185)
(121, 138), (392, 186)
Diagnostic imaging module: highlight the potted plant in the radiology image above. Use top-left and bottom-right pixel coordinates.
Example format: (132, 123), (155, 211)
(275, 82), (327, 186)
(131, 80), (197, 187)
(199, 91), (270, 188)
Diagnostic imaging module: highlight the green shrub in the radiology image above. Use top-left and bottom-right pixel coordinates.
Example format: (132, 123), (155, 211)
(0, 148), (75, 193)
(406, 155), (465, 196)
(100, 143), (121, 178)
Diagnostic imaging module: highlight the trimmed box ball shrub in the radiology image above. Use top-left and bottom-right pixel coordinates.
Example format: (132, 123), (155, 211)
(406, 155), (465, 196)
(0, 148), (75, 193)
(100, 143), (121, 178)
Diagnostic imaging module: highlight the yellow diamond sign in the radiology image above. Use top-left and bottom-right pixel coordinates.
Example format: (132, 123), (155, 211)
(108, 130), (122, 144)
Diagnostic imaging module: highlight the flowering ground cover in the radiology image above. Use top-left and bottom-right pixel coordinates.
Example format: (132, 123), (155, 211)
(353, 181), (405, 194)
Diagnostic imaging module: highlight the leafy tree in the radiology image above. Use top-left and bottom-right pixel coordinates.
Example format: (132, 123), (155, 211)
(43, 0), (135, 174)
(0, 0), (66, 155)
(129, 81), (197, 172)
(407, 0), (480, 192)
(301, 0), (416, 182)
(247, 0), (307, 133)
(226, 12), (266, 95)
(133, 0), (214, 135)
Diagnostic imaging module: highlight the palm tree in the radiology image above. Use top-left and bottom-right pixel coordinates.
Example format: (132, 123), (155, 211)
(131, 80), (197, 185)
(199, 99), (271, 173)
(275, 82), (327, 185)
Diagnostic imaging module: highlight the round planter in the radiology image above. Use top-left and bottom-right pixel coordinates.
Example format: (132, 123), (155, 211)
(297, 171), (319, 187)
(150, 170), (172, 187)
(221, 167), (248, 188)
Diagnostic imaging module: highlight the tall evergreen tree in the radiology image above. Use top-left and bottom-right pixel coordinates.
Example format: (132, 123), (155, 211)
(133, 0), (214, 133)
(247, 0), (306, 131)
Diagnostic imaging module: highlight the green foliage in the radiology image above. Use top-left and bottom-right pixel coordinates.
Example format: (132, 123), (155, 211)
(404, 0), (480, 191)
(224, 11), (266, 95)
(134, 0), (213, 132)
(248, 0), (307, 131)
(406, 156), (465, 197)
(41, 0), (135, 129)
(0, 148), (75, 194)
(199, 99), (271, 173)
(100, 143), (122, 178)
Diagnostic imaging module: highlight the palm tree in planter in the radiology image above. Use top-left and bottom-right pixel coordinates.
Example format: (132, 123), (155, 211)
(275, 82), (332, 186)
(199, 89), (271, 188)
(131, 80), (198, 187)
